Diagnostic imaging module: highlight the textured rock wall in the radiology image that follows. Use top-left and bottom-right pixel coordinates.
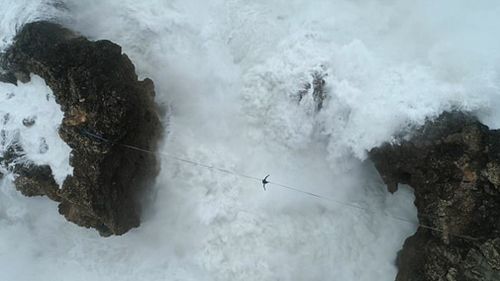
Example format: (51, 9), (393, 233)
(370, 112), (500, 281)
(1, 21), (162, 236)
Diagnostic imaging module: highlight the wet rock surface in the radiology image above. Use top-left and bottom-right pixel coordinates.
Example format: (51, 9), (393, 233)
(297, 71), (328, 112)
(310, 72), (327, 111)
(370, 112), (500, 281)
(1, 21), (162, 236)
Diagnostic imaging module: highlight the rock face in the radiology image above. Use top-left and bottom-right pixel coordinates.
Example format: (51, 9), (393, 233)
(370, 112), (500, 281)
(297, 71), (328, 112)
(1, 21), (161, 236)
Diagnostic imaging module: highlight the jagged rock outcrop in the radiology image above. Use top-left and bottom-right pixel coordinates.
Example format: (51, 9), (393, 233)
(370, 111), (500, 281)
(1, 21), (161, 236)
(297, 71), (328, 112)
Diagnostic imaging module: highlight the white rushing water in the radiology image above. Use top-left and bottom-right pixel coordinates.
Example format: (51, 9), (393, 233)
(0, 75), (72, 185)
(1, 1), (500, 280)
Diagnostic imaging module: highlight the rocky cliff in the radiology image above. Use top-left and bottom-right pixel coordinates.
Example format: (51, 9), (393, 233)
(1, 21), (161, 236)
(370, 112), (500, 281)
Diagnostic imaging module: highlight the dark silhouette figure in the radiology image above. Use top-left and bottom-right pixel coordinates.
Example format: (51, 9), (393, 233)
(262, 175), (270, 191)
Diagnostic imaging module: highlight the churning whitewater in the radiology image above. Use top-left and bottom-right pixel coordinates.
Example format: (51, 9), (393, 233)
(1, 0), (500, 280)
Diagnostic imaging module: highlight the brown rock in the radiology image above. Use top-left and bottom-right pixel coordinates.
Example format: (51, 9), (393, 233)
(1, 21), (162, 236)
(370, 111), (500, 280)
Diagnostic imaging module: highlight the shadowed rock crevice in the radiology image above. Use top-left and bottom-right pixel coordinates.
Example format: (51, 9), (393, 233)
(370, 111), (500, 281)
(1, 21), (162, 236)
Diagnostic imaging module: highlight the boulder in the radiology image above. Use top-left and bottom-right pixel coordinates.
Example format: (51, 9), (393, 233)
(370, 111), (500, 280)
(1, 21), (162, 236)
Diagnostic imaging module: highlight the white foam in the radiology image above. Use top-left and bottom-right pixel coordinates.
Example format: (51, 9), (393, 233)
(1, 0), (499, 281)
(0, 0), (65, 51)
(0, 75), (73, 186)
